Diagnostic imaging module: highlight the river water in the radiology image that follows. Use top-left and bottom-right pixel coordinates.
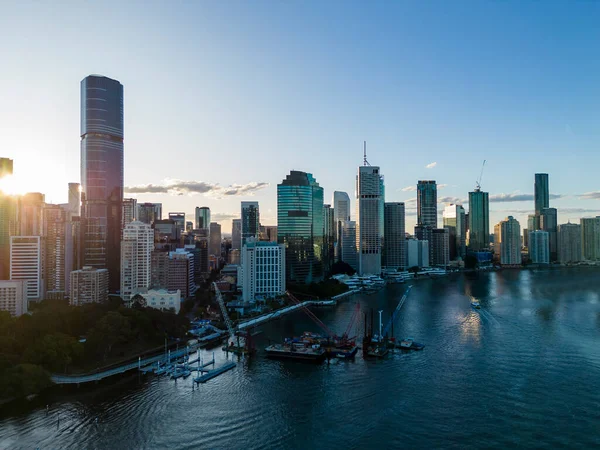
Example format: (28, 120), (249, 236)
(1, 268), (600, 449)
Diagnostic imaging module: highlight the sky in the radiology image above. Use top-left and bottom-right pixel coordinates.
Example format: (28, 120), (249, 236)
(1, 1), (599, 234)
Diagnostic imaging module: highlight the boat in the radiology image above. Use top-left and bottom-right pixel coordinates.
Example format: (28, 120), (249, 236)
(171, 367), (191, 379)
(265, 342), (326, 362)
(365, 345), (389, 358)
(333, 344), (359, 359)
(397, 337), (425, 351)
(471, 300), (481, 309)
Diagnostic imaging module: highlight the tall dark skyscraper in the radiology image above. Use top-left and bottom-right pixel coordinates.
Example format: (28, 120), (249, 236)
(468, 189), (490, 251)
(417, 180), (437, 227)
(534, 173), (549, 217)
(80, 75), (124, 292)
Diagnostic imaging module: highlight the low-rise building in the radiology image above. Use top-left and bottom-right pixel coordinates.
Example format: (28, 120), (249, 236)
(139, 289), (181, 314)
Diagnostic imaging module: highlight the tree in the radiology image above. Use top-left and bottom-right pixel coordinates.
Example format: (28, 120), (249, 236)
(331, 261), (356, 276)
(408, 266), (420, 274)
(464, 254), (479, 270)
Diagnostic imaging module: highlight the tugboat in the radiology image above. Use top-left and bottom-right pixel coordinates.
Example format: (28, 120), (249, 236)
(397, 337), (425, 351)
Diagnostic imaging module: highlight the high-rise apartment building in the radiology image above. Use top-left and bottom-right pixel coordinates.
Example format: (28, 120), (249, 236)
(534, 173), (549, 217)
(80, 75), (124, 292)
(10, 236), (42, 302)
(540, 207), (558, 262)
(120, 221), (153, 302)
(241, 238), (286, 303)
(356, 165), (384, 275)
(494, 216), (521, 265)
(168, 213), (186, 233)
(43, 205), (69, 297)
(580, 217), (600, 261)
(241, 202), (260, 245)
(0, 192), (16, 279)
(0, 280), (27, 317)
(443, 204), (466, 260)
(70, 266), (109, 305)
(137, 203), (162, 225)
(417, 181), (437, 228)
(340, 221), (358, 271)
(16, 192), (45, 236)
(231, 219), (242, 250)
(431, 228), (450, 267)
(383, 202), (406, 270)
(68, 182), (81, 218)
(209, 222), (221, 256)
(528, 230), (549, 264)
(527, 214), (539, 234)
(277, 171), (324, 284)
(122, 198), (137, 228)
(468, 189), (489, 251)
(195, 207), (210, 230)
(168, 249), (195, 298)
(558, 223), (582, 263)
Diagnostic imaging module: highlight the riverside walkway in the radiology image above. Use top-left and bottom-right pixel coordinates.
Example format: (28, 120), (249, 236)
(51, 346), (197, 385)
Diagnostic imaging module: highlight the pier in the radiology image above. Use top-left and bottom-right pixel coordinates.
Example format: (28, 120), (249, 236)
(194, 362), (236, 384)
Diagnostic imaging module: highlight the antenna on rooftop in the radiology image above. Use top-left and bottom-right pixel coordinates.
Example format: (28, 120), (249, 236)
(363, 141), (370, 166)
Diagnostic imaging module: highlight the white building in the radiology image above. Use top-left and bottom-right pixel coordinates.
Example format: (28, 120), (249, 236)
(0, 280), (28, 317)
(529, 230), (549, 264)
(356, 163), (384, 275)
(70, 266), (109, 305)
(407, 239), (429, 268)
(139, 289), (181, 314)
(558, 222), (582, 263)
(495, 216), (521, 265)
(121, 221), (153, 302)
(10, 236), (42, 303)
(241, 238), (285, 303)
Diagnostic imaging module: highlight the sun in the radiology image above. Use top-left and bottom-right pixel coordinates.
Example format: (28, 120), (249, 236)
(0, 174), (30, 196)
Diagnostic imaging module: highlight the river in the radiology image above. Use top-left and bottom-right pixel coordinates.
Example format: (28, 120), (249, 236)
(1, 268), (600, 449)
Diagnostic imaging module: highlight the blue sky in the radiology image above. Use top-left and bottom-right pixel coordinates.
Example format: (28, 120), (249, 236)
(1, 1), (598, 233)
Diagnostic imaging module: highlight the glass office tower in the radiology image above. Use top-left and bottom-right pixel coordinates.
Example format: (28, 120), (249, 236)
(80, 75), (124, 292)
(534, 173), (549, 217)
(277, 171), (324, 284)
(468, 189), (490, 251)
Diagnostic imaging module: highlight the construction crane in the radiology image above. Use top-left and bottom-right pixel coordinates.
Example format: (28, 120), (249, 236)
(213, 282), (255, 355)
(376, 285), (413, 342)
(286, 291), (335, 338)
(341, 302), (361, 342)
(475, 160), (487, 191)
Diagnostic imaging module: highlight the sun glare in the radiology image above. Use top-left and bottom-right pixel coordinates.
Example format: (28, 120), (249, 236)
(0, 174), (29, 196)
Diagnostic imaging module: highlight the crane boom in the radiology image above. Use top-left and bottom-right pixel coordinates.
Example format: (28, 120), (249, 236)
(213, 282), (235, 341)
(380, 285), (413, 338)
(476, 160), (487, 190)
(286, 291), (335, 337)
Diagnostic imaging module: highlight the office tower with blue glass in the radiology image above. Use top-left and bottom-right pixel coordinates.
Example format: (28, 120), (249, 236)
(80, 75), (124, 292)
(277, 171), (324, 284)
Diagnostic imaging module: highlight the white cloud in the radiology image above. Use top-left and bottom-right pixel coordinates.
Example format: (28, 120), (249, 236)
(579, 191), (600, 200)
(400, 186), (417, 192)
(125, 179), (269, 198)
(425, 162), (437, 169)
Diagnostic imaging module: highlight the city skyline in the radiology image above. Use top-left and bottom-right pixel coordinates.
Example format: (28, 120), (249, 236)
(1, 2), (599, 233)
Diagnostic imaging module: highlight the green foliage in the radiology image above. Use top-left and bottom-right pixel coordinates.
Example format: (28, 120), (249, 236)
(288, 279), (349, 299)
(0, 299), (190, 400)
(408, 266), (420, 273)
(331, 261), (357, 276)
(464, 254), (479, 270)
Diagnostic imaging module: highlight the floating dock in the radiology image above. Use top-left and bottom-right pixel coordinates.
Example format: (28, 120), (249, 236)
(194, 362), (236, 384)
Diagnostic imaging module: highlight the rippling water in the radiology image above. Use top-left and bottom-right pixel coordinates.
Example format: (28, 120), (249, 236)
(2, 268), (600, 449)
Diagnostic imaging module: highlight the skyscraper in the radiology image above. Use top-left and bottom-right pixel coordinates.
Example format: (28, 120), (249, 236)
(43, 205), (68, 297)
(383, 202), (406, 270)
(529, 230), (549, 264)
(468, 189), (490, 251)
(0, 192), (16, 279)
(332, 191), (351, 262)
(10, 236), (42, 302)
(534, 173), (549, 217)
(356, 165), (384, 276)
(209, 222), (222, 256)
(494, 216), (521, 265)
(540, 207), (558, 262)
(580, 217), (600, 261)
(231, 219), (242, 250)
(277, 171), (324, 284)
(16, 192), (45, 236)
(417, 181), (437, 227)
(443, 204), (466, 260)
(527, 214), (539, 235)
(558, 223), (582, 263)
(241, 202), (260, 244)
(68, 182), (81, 217)
(323, 205), (336, 275)
(70, 267), (109, 306)
(168, 212), (186, 233)
(137, 203), (162, 225)
(120, 221), (153, 302)
(195, 207), (210, 230)
(340, 221), (357, 271)
(122, 198), (137, 228)
(431, 228), (450, 267)
(80, 75), (124, 292)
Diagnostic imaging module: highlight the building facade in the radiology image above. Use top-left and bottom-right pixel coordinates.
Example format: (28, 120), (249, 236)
(323, 205), (336, 276)
(558, 223), (582, 263)
(10, 236), (42, 302)
(495, 216), (521, 265)
(407, 239), (429, 268)
(168, 249), (195, 298)
(443, 204), (466, 260)
(540, 207), (558, 262)
(231, 219), (242, 251)
(139, 289), (181, 314)
(383, 202), (406, 270)
(241, 202), (260, 245)
(43, 205), (69, 297)
(241, 239), (285, 303)
(80, 75), (124, 292)
(70, 267), (109, 305)
(529, 230), (550, 264)
(209, 222), (222, 256)
(195, 207), (210, 230)
(580, 217), (600, 261)
(340, 220), (358, 271)
(122, 198), (137, 228)
(431, 228), (450, 267)
(0, 280), (28, 317)
(137, 203), (162, 225)
(534, 173), (549, 217)
(468, 189), (490, 251)
(121, 221), (153, 302)
(168, 213), (186, 233)
(417, 181), (437, 228)
(356, 166), (384, 275)
(277, 171), (324, 284)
